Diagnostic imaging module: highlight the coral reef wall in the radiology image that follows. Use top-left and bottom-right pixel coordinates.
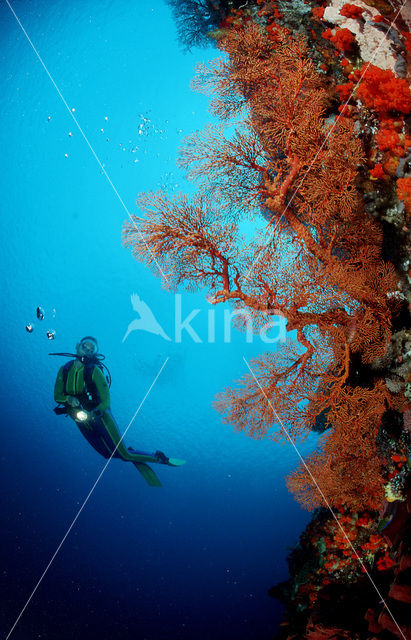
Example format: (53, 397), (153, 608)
(126, 0), (411, 637)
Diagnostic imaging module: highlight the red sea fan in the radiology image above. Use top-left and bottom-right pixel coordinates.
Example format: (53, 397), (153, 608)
(286, 437), (386, 511)
(286, 383), (388, 511)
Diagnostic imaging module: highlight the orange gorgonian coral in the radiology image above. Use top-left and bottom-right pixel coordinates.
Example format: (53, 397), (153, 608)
(123, 23), (398, 508)
(286, 382), (389, 511)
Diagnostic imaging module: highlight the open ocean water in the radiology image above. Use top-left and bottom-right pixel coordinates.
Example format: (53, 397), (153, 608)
(0, 2), (318, 638)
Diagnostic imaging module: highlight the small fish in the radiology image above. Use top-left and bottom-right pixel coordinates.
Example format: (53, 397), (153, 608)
(46, 329), (55, 340)
(26, 323), (33, 333)
(36, 306), (45, 320)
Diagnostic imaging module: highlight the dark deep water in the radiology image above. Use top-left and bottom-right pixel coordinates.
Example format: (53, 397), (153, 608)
(0, 2), (317, 638)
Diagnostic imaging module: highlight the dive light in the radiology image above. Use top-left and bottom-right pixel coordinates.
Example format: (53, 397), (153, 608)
(75, 409), (89, 422)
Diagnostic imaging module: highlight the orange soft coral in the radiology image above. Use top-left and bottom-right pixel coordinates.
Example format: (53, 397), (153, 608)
(403, 32), (411, 53)
(333, 27), (355, 51)
(376, 127), (402, 156)
(356, 64), (411, 115)
(397, 177), (411, 214)
(376, 552), (396, 571)
(312, 6), (325, 19)
(336, 80), (354, 102)
(323, 27), (355, 51)
(266, 22), (282, 42)
(340, 3), (363, 19)
(370, 163), (385, 179)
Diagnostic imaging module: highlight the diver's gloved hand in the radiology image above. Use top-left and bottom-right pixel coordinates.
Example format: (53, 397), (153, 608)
(66, 396), (80, 407)
(154, 450), (169, 464)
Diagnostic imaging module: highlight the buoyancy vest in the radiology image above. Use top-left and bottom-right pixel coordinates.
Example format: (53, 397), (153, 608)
(62, 360), (102, 409)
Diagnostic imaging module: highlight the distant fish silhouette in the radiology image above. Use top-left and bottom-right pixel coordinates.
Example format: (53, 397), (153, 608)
(122, 293), (171, 342)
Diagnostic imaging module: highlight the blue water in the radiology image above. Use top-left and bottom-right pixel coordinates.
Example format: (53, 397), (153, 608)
(0, 2), (316, 638)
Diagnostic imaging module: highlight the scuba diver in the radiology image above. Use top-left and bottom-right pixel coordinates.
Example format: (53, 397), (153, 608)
(52, 336), (184, 486)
